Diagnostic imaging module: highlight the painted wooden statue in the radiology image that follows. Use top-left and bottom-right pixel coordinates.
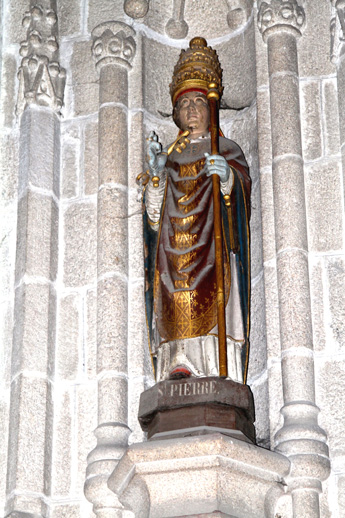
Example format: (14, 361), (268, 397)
(138, 37), (251, 383)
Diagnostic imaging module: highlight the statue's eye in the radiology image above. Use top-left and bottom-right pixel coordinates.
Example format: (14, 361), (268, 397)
(179, 99), (190, 108)
(195, 97), (207, 105)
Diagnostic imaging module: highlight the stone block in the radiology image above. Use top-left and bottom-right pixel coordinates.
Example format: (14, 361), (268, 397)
(15, 190), (55, 282)
(86, 289), (97, 378)
(0, 133), (19, 201)
(143, 113), (177, 152)
(87, 0), (125, 33)
(50, 504), (81, 518)
(98, 186), (128, 277)
(128, 110), (144, 192)
(128, 211), (144, 279)
(254, 14), (269, 89)
(337, 60), (345, 144)
(250, 179), (264, 280)
(267, 362), (284, 447)
(56, 293), (81, 380)
(259, 170), (276, 262)
(12, 282), (52, 376)
(248, 275), (267, 380)
(7, 375), (48, 494)
(216, 25), (256, 110)
(276, 249), (313, 351)
(273, 156), (308, 253)
(128, 377), (147, 445)
(143, 37), (180, 116)
(63, 201), (97, 288)
(70, 41), (99, 117)
(251, 378), (269, 448)
(61, 127), (81, 199)
(0, 202), (17, 303)
(299, 0), (334, 78)
(128, 281), (151, 378)
(300, 80), (322, 161)
(19, 107), (60, 196)
(316, 358), (345, 458)
(99, 106), (128, 185)
(0, 400), (9, 502)
(5, 0), (28, 43)
(2, 54), (17, 128)
(97, 276), (128, 374)
(75, 384), (97, 493)
(338, 474), (345, 517)
(322, 78), (340, 157)
(57, 0), (82, 37)
(305, 160), (343, 252)
(84, 119), (99, 196)
(309, 257), (327, 352)
(50, 389), (73, 496)
(0, 302), (13, 387)
(326, 256), (345, 348)
(98, 376), (128, 425)
(256, 89), (272, 170)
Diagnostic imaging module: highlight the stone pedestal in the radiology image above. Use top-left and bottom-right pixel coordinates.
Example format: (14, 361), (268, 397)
(108, 433), (291, 518)
(138, 377), (255, 443)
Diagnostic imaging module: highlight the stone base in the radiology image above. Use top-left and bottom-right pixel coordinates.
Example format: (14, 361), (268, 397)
(138, 377), (255, 443)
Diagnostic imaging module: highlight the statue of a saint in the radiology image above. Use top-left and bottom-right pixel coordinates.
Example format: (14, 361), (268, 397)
(139, 37), (251, 384)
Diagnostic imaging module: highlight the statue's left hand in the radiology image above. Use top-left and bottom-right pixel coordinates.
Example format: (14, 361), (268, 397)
(203, 153), (230, 183)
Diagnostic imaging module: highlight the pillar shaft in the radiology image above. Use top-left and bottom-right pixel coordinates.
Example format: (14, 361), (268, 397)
(6, 1), (65, 515)
(85, 21), (136, 518)
(258, 1), (330, 515)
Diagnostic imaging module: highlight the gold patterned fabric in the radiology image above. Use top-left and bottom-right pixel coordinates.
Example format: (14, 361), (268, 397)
(154, 158), (230, 342)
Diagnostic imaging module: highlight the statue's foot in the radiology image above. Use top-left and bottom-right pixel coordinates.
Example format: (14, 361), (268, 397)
(169, 366), (191, 380)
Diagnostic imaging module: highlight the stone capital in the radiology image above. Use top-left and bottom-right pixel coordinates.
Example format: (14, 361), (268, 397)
(258, 0), (306, 40)
(92, 21), (136, 73)
(16, 4), (65, 115)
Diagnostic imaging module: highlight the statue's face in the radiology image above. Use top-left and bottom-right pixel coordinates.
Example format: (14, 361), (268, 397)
(175, 91), (209, 138)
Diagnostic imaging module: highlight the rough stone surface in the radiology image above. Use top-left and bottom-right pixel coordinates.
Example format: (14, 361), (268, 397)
(322, 78), (340, 157)
(83, 119), (99, 196)
(87, 0), (125, 34)
(98, 186), (128, 277)
(97, 276), (128, 374)
(70, 41), (99, 117)
(300, 80), (323, 161)
(63, 202), (97, 288)
(326, 256), (345, 348)
(56, 293), (81, 380)
(50, 389), (73, 496)
(305, 160), (343, 253)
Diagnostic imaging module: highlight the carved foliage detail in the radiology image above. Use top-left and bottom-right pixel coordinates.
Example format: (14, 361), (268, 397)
(92, 22), (136, 71)
(258, 0), (305, 36)
(17, 4), (66, 114)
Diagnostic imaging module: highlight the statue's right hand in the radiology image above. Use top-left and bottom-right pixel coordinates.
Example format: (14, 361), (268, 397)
(147, 131), (167, 176)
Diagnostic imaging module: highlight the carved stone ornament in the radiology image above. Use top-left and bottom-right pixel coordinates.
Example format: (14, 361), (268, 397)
(330, 0), (345, 62)
(225, 0), (254, 31)
(257, 0), (306, 38)
(16, 4), (66, 115)
(165, 0), (189, 40)
(92, 22), (136, 73)
(124, 0), (149, 19)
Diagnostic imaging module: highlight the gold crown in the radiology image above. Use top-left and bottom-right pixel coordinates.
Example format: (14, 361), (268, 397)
(170, 37), (223, 105)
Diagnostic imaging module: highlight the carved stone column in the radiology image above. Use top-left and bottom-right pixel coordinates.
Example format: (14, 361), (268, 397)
(6, 2), (65, 517)
(258, 1), (330, 517)
(84, 21), (136, 518)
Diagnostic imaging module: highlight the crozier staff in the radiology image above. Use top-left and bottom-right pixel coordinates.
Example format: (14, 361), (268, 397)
(140, 37), (251, 383)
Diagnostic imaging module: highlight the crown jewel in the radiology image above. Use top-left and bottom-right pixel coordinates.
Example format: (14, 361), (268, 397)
(170, 37), (223, 104)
